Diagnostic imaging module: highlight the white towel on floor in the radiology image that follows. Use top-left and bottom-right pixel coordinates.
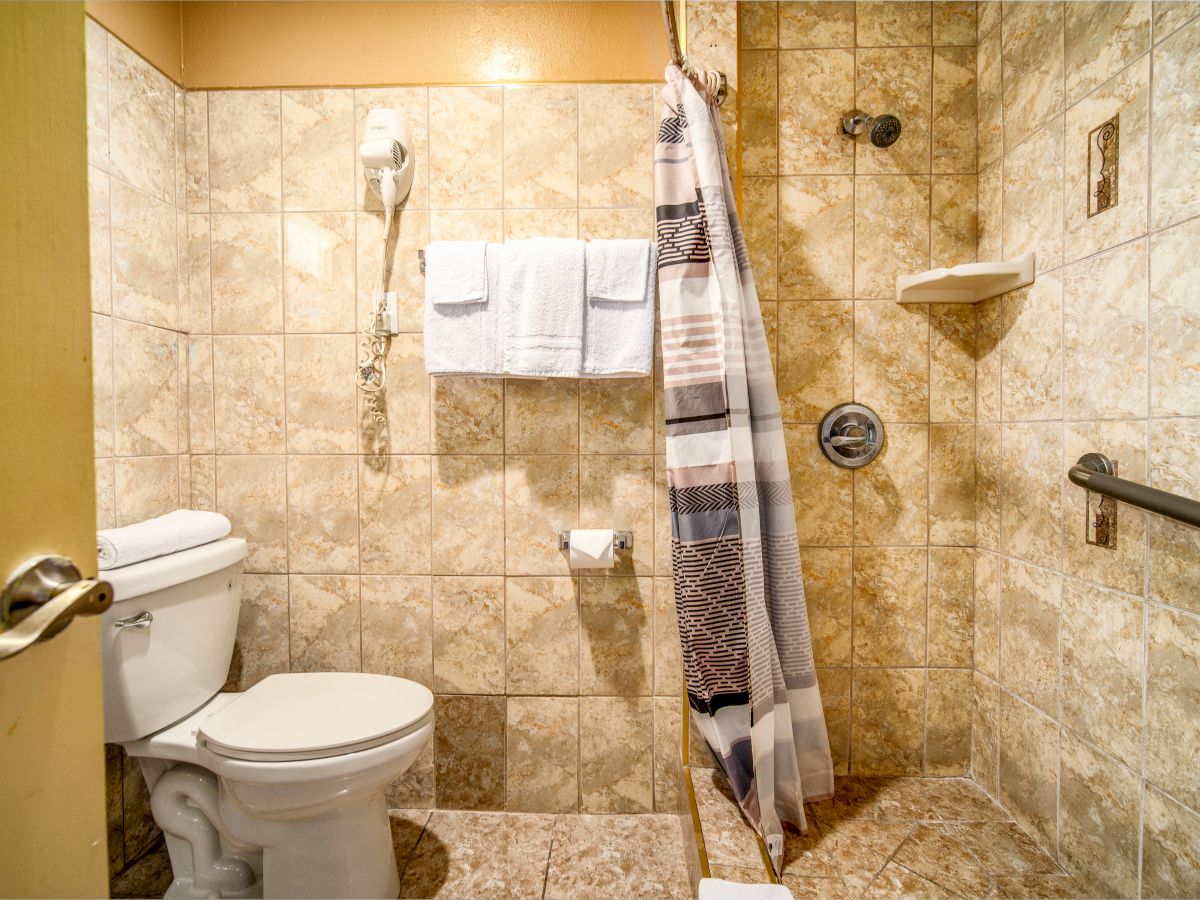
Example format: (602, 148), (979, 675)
(697, 879), (795, 900)
(424, 243), (503, 376)
(98, 509), (232, 570)
(501, 238), (587, 378)
(424, 240), (489, 304)
(582, 241), (656, 376)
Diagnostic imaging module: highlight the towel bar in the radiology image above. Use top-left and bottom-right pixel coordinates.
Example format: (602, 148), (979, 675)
(557, 530), (634, 551)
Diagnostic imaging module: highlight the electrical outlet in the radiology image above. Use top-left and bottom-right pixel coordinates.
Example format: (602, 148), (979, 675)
(380, 291), (400, 335)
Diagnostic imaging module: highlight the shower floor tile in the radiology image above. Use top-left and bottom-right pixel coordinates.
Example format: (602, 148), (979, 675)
(690, 768), (1096, 899)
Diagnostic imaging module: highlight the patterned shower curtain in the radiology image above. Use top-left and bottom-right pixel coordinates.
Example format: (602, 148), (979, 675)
(655, 65), (835, 872)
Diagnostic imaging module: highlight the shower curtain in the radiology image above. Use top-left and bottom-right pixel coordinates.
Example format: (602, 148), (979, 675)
(655, 65), (835, 872)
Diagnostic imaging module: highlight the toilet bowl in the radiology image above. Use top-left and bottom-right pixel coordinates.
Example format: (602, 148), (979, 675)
(100, 537), (433, 900)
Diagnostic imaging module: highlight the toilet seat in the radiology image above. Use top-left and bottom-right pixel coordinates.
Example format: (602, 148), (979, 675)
(198, 672), (433, 762)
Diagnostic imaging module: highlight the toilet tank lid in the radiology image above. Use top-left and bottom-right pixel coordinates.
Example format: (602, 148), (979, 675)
(102, 538), (247, 602)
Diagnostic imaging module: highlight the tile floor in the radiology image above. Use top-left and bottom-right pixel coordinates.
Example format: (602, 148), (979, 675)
(111, 810), (693, 900)
(692, 768), (1096, 899)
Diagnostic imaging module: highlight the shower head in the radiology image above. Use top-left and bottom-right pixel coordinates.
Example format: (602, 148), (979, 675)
(842, 109), (902, 148)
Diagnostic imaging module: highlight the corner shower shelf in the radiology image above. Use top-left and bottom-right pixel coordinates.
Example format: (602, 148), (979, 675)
(896, 252), (1035, 303)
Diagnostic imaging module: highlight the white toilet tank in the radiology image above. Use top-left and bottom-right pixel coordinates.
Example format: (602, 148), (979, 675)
(100, 538), (248, 743)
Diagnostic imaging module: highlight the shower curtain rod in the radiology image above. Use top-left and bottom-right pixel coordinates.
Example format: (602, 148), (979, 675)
(661, 0), (728, 105)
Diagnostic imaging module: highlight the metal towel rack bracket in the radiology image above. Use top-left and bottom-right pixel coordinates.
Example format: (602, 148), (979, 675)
(1069, 452), (1200, 530)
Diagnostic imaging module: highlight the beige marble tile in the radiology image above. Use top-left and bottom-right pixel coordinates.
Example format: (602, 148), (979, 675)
(971, 672), (1000, 796)
(578, 378), (654, 454)
(283, 211), (355, 333)
(431, 376), (504, 454)
(1061, 578), (1143, 769)
(578, 84), (654, 206)
(1001, 422), (1063, 570)
(933, 47), (976, 174)
(1003, 117), (1064, 271)
(975, 424), (1001, 553)
(855, 49), (932, 175)
(503, 208), (577, 240)
(1065, 1), (1151, 104)
(652, 696), (683, 810)
(892, 823), (991, 895)
(187, 335), (215, 455)
(742, 50), (780, 176)
(1058, 731), (1141, 899)
(1155, 0), (1200, 37)
(214, 455), (287, 573)
(432, 576), (504, 694)
(1151, 17), (1200, 229)
(190, 455), (216, 511)
(805, 817), (913, 893)
(400, 809), (552, 896)
(929, 302), (975, 423)
(998, 691), (1059, 854)
(358, 454), (431, 574)
(1062, 420), (1148, 594)
(212, 335), (285, 454)
(929, 423), (975, 546)
(226, 574), (288, 690)
(1149, 419), (1200, 615)
(431, 455), (503, 576)
(110, 178), (177, 330)
(1141, 785), (1200, 900)
(92, 316), (114, 459)
(1001, 1), (1065, 151)
(506, 696), (578, 813)
(85, 20), (108, 172)
(854, 301), (929, 418)
(580, 697), (654, 813)
(1062, 239), (1149, 419)
(287, 454), (358, 574)
(652, 577), (683, 695)
(1145, 602), (1200, 808)
(1064, 57), (1150, 263)
(356, 207), (428, 334)
(977, 26), (1003, 168)
(504, 455), (578, 576)
(184, 91), (208, 212)
(543, 813), (691, 900)
(974, 550), (1002, 681)
(426, 86), (502, 210)
(978, 0), (1002, 37)
(946, 819), (1063, 877)
(503, 85), (577, 209)
(778, 300), (853, 423)
(974, 293), (1001, 411)
(388, 746), (435, 809)
(579, 577), (652, 696)
(927, 547), (973, 667)
(852, 548), (927, 666)
(1001, 272), (1063, 421)
(354, 87), (428, 211)
(289, 574), (360, 672)
(856, 2), (930, 46)
(780, 2), (855, 48)
(1150, 216), (1200, 416)
(854, 177), (930, 300)
(208, 90), (281, 213)
(976, 161), (1003, 265)
(577, 207), (653, 242)
(861, 862), (954, 898)
(430, 696), (506, 811)
(854, 424), (929, 546)
(108, 39), (174, 204)
(930, 176), (977, 269)
(933, 2), (976, 44)
(654, 455), (672, 576)
(818, 668), (852, 774)
(741, 0), (779, 48)
(284, 333), (356, 454)
(184, 214), (212, 334)
(359, 333), (430, 457)
(504, 379), (577, 454)
(743, 178), (778, 299)
(801, 548), (852, 667)
(506, 576), (579, 694)
(579, 454), (654, 576)
(784, 425), (853, 545)
(360, 575), (432, 683)
(851, 668), (925, 775)
(114, 319), (178, 457)
(1000, 556), (1062, 718)
(428, 208), (504, 243)
(88, 169), (111, 315)
(210, 213), (283, 334)
(120, 754), (159, 866)
(281, 89), (354, 212)
(779, 50), (854, 175)
(778, 175), (854, 298)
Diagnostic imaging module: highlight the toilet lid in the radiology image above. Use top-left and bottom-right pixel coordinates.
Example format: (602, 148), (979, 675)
(198, 672), (433, 762)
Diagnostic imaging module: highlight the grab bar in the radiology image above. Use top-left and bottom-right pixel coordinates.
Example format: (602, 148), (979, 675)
(1069, 453), (1200, 529)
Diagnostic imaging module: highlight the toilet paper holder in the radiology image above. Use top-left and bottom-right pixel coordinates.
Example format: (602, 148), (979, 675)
(557, 530), (634, 552)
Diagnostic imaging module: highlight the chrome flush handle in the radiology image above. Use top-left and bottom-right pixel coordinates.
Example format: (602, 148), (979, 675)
(114, 610), (153, 629)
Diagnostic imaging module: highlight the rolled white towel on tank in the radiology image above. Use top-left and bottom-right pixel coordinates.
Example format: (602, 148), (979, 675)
(568, 528), (615, 570)
(424, 240), (489, 304)
(424, 243), (504, 375)
(98, 509), (232, 571)
(697, 879), (795, 900)
(582, 239), (656, 377)
(501, 238), (587, 378)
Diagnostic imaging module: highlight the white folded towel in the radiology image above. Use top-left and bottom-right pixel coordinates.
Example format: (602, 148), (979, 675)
(501, 238), (587, 378)
(697, 879), (795, 900)
(424, 240), (489, 304)
(98, 509), (232, 570)
(582, 240), (656, 376)
(425, 243), (504, 376)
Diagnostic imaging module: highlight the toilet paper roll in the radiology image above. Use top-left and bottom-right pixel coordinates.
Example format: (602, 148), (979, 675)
(568, 528), (615, 569)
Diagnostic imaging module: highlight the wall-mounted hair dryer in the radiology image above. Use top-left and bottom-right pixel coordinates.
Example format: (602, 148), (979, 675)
(360, 108), (414, 207)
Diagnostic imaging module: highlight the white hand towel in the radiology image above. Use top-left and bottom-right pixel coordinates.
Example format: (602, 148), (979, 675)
(582, 241), (656, 377)
(586, 239), (652, 302)
(98, 509), (232, 571)
(568, 529), (615, 569)
(697, 879), (795, 900)
(501, 238), (587, 378)
(424, 240), (489, 304)
(424, 243), (504, 376)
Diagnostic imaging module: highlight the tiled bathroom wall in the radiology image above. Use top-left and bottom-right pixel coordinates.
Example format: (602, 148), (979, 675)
(85, 19), (190, 878)
(734, 0), (981, 778)
(971, 2), (1200, 897)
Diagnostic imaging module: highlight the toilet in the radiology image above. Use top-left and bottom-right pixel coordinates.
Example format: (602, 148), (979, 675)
(100, 537), (433, 900)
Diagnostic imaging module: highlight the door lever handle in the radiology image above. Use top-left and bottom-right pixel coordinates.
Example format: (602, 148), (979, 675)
(1, 556), (114, 661)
